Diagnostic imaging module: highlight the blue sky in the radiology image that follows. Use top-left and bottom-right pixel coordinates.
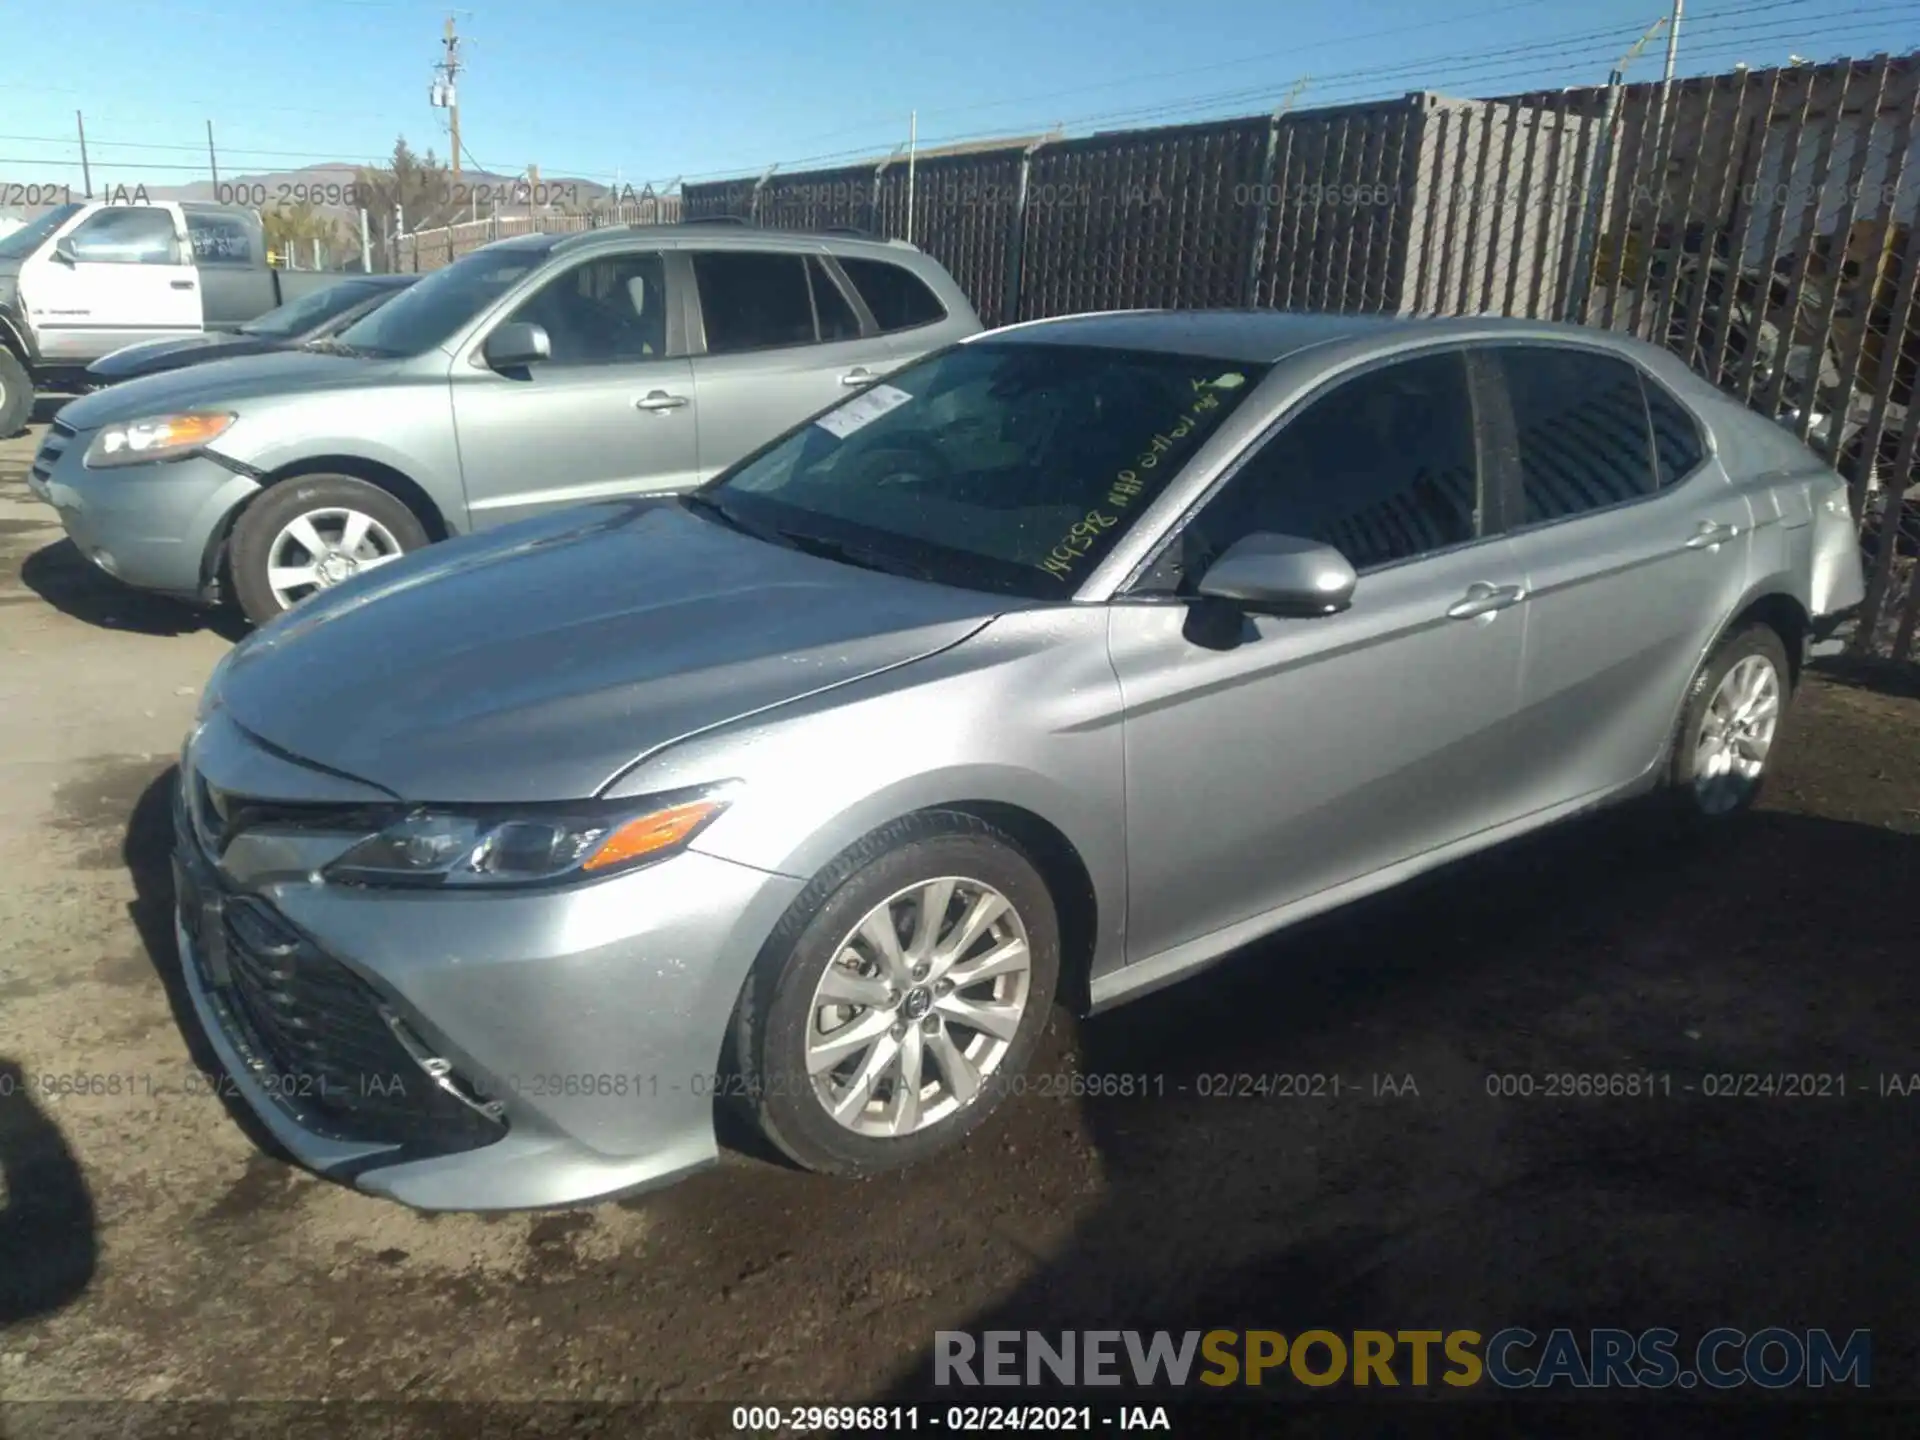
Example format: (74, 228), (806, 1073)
(0, 0), (1913, 192)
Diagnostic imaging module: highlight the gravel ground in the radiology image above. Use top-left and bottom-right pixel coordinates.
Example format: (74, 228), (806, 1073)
(2, 417), (1918, 1438)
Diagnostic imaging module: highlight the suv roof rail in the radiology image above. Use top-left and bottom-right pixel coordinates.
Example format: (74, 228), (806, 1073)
(821, 224), (877, 239)
(678, 214), (755, 226)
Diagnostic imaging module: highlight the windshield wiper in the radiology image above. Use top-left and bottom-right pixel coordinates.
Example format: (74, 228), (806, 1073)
(681, 491), (774, 540)
(765, 527), (938, 582)
(682, 493), (935, 581)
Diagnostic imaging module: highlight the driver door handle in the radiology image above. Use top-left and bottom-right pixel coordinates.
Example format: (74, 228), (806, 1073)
(840, 367), (875, 386)
(1446, 582), (1527, 619)
(171, 279), (196, 290)
(1684, 519), (1740, 549)
(635, 390), (688, 411)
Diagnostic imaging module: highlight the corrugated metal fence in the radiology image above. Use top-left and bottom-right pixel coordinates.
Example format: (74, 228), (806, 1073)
(685, 54), (1920, 662)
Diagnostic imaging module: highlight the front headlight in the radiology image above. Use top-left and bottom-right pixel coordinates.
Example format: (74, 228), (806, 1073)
(84, 411), (237, 469)
(323, 789), (732, 888)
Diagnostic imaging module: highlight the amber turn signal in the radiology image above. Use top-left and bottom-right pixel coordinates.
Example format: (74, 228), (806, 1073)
(582, 799), (724, 872)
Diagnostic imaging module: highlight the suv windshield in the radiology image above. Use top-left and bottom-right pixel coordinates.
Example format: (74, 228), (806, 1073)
(240, 281), (383, 339)
(332, 246), (550, 357)
(0, 204), (83, 261)
(706, 341), (1266, 598)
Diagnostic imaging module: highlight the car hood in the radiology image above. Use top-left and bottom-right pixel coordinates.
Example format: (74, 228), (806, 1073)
(88, 332), (289, 378)
(215, 501), (1009, 803)
(56, 349), (408, 429)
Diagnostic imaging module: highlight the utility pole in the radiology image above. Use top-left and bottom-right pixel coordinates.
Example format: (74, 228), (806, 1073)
(431, 14), (463, 182)
(75, 111), (92, 199)
(905, 110), (918, 246)
(1662, 0), (1684, 84)
(206, 120), (220, 191)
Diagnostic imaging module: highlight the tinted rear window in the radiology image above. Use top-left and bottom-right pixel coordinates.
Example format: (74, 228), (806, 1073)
(839, 257), (947, 332)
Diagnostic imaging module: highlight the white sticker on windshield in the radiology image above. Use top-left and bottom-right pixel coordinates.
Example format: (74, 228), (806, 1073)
(815, 383), (914, 439)
(1211, 372), (1246, 389)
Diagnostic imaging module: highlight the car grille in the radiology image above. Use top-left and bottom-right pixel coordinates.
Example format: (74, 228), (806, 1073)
(30, 418), (76, 490)
(174, 788), (507, 1156)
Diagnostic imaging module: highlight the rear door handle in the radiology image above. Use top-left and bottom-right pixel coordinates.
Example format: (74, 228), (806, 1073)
(170, 280), (196, 290)
(1446, 582), (1527, 619)
(1685, 520), (1741, 549)
(635, 391), (688, 411)
(840, 367), (875, 386)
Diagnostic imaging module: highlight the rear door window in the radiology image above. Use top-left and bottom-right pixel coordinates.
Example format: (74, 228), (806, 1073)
(1641, 373), (1708, 488)
(1491, 346), (1658, 524)
(692, 251), (817, 353)
(838, 256), (947, 332)
(808, 258), (862, 342)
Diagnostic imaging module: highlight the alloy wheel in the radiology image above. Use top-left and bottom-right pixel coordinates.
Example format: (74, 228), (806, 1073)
(265, 507), (405, 609)
(806, 876), (1032, 1139)
(1692, 653), (1781, 815)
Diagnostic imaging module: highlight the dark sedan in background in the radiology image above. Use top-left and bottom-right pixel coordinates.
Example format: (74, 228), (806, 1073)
(85, 275), (416, 386)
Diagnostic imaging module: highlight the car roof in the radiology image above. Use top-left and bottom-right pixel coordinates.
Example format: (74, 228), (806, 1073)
(976, 309), (1672, 366)
(546, 223), (928, 264)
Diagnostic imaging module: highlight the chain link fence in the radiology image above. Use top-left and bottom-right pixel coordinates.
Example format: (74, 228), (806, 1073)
(395, 193), (681, 273)
(685, 53), (1920, 663)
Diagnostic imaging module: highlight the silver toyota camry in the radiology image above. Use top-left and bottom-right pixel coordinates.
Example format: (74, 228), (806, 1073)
(173, 310), (1866, 1210)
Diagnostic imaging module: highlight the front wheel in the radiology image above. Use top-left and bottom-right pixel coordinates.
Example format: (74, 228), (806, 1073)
(228, 475), (428, 626)
(1668, 623), (1792, 819)
(731, 812), (1060, 1176)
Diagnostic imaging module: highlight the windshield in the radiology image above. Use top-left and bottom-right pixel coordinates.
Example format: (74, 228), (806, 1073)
(332, 247), (549, 357)
(0, 204), (83, 261)
(707, 341), (1267, 599)
(240, 281), (384, 338)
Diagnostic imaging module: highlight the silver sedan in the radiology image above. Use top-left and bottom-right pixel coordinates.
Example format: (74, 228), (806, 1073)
(173, 310), (1865, 1210)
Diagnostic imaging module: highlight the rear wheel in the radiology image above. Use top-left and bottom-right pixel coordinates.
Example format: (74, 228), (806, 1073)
(0, 348), (31, 438)
(1668, 623), (1791, 819)
(731, 812), (1060, 1176)
(228, 475), (428, 626)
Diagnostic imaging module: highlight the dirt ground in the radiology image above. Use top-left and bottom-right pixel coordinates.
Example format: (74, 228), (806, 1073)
(2, 414), (1919, 1437)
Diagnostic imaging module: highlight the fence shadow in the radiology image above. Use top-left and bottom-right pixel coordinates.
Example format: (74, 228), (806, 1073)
(0, 1056), (98, 1325)
(873, 804), (1920, 1417)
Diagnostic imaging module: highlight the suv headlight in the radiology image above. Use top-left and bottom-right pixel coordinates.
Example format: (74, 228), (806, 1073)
(323, 789), (732, 888)
(84, 411), (237, 469)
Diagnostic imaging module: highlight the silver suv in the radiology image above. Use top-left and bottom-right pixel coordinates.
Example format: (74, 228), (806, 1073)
(28, 223), (980, 624)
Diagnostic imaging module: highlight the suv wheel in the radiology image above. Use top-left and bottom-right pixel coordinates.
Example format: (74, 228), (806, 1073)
(228, 475), (428, 626)
(0, 349), (31, 438)
(731, 812), (1060, 1176)
(1668, 623), (1791, 819)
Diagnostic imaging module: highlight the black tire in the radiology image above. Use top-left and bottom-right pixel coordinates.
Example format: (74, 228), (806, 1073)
(1666, 622), (1793, 820)
(0, 348), (32, 439)
(228, 474), (430, 627)
(731, 811), (1060, 1176)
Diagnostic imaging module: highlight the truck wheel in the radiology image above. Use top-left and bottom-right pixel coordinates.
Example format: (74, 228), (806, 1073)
(228, 475), (429, 626)
(0, 349), (31, 438)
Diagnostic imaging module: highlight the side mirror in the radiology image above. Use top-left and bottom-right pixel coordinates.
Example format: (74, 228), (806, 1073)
(1195, 532), (1357, 617)
(52, 236), (79, 266)
(482, 321), (551, 370)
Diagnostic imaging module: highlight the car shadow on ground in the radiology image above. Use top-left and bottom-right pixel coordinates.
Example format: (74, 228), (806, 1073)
(121, 766), (296, 1165)
(1811, 653), (1920, 702)
(20, 539), (249, 641)
(872, 803), (1919, 1426)
(0, 1057), (97, 1327)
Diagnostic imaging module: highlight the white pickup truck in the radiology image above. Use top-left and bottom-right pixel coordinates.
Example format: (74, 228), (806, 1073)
(0, 199), (341, 433)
